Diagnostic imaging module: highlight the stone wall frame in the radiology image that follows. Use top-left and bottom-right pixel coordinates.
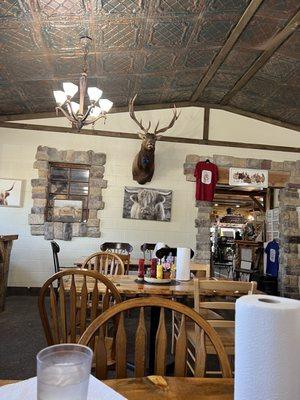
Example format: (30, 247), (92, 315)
(29, 146), (107, 241)
(184, 154), (300, 299)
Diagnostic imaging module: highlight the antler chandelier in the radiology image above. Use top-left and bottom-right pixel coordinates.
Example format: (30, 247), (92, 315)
(53, 36), (113, 131)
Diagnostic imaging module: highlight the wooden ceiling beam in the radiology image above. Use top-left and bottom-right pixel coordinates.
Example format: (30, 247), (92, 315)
(203, 107), (210, 140)
(190, 0), (264, 101)
(221, 10), (300, 104)
(216, 189), (265, 197)
(1, 121), (299, 153)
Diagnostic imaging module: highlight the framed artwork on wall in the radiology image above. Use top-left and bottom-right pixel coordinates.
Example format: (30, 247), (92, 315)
(53, 199), (83, 222)
(229, 168), (268, 188)
(123, 187), (172, 222)
(0, 179), (23, 207)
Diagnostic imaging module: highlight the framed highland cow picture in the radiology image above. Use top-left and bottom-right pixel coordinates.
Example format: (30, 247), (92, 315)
(123, 187), (172, 222)
(0, 178), (23, 207)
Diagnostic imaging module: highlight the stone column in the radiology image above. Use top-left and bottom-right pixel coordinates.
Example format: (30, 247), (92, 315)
(278, 161), (300, 299)
(194, 201), (212, 265)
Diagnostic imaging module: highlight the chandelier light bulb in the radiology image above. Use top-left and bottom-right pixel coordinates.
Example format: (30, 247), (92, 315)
(53, 90), (67, 106)
(99, 99), (113, 113)
(89, 106), (102, 118)
(88, 87), (103, 102)
(70, 101), (80, 114)
(63, 82), (78, 98)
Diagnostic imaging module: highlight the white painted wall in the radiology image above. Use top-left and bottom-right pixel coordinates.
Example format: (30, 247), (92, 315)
(1, 107), (299, 287)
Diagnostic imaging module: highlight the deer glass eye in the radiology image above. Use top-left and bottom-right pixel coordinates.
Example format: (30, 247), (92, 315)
(139, 133), (146, 139)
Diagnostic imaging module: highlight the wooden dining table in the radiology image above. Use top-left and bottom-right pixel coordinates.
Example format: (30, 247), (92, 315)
(73, 257), (211, 278)
(0, 377), (234, 399)
(63, 273), (196, 297)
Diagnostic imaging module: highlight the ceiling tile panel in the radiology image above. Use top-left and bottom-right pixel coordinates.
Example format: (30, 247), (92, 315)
(143, 50), (177, 72)
(0, 0), (26, 19)
(4, 55), (53, 81)
(95, 20), (143, 50)
(0, 22), (39, 54)
(146, 19), (195, 48)
(102, 52), (135, 74)
(192, 17), (237, 48)
(93, 0), (148, 16)
(184, 48), (219, 69)
(38, 0), (88, 18)
(150, 0), (202, 15)
(42, 21), (88, 51)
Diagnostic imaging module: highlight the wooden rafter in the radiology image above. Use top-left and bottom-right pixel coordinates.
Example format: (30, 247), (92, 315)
(250, 195), (265, 212)
(221, 10), (300, 104)
(190, 0), (264, 101)
(203, 108), (210, 140)
(0, 121), (299, 153)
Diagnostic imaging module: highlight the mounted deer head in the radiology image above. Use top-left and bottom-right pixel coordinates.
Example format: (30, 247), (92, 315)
(129, 94), (180, 185)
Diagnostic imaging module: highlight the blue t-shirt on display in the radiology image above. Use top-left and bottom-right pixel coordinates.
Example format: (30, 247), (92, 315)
(265, 240), (280, 277)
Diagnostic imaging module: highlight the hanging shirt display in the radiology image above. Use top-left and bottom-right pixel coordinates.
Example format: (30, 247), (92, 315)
(265, 240), (280, 277)
(194, 161), (218, 201)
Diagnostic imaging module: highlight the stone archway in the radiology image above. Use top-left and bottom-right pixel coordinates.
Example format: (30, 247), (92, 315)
(184, 155), (300, 299)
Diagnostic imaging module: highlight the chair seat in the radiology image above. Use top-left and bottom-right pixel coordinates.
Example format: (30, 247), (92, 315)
(174, 308), (223, 322)
(186, 325), (235, 355)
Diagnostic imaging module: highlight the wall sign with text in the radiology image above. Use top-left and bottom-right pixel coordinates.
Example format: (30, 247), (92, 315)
(229, 168), (268, 188)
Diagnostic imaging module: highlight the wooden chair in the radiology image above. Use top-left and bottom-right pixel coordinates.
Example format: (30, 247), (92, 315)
(38, 269), (122, 346)
(140, 243), (156, 260)
(81, 252), (125, 275)
(183, 279), (257, 375)
(50, 241), (60, 273)
(100, 243), (132, 274)
(79, 297), (232, 380)
(100, 242), (133, 254)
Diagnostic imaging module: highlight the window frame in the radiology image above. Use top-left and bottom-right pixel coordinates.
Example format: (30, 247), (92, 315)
(46, 162), (91, 223)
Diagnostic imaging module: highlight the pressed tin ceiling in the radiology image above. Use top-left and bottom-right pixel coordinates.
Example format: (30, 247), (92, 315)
(0, 0), (299, 128)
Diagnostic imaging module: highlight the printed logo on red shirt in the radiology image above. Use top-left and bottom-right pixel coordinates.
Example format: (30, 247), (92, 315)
(201, 170), (212, 184)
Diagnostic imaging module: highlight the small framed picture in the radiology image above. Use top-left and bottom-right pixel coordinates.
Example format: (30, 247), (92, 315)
(53, 199), (83, 222)
(0, 179), (23, 207)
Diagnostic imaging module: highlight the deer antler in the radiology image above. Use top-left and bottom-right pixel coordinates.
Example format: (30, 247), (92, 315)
(129, 94), (151, 134)
(154, 105), (180, 135)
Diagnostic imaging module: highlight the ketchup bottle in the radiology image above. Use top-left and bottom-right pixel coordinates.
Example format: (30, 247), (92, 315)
(150, 258), (157, 278)
(138, 259), (145, 282)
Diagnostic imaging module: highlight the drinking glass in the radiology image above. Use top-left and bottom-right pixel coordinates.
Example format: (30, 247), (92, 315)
(37, 344), (93, 400)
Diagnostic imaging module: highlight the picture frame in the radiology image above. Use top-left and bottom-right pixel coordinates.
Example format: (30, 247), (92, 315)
(53, 199), (83, 222)
(123, 187), (172, 222)
(0, 178), (23, 207)
(229, 168), (268, 188)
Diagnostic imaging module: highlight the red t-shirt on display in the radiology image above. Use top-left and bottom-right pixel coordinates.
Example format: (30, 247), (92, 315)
(194, 161), (218, 201)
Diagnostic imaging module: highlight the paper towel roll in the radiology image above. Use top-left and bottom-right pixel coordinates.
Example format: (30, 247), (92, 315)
(176, 247), (190, 281)
(235, 295), (300, 400)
